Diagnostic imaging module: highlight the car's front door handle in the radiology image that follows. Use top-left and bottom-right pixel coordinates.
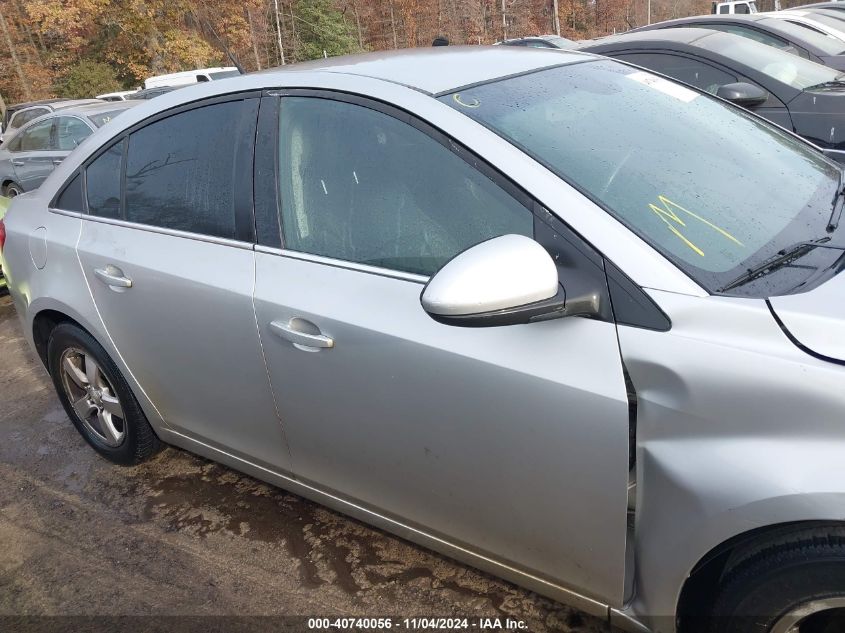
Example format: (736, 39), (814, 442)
(94, 266), (133, 289)
(12, 160), (24, 166)
(270, 319), (334, 351)
(52, 158), (63, 165)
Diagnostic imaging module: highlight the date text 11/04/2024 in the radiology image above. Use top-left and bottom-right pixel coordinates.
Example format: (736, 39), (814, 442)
(307, 618), (529, 630)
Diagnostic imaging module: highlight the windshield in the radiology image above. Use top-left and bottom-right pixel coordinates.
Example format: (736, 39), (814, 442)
(440, 59), (841, 295)
(208, 70), (240, 80)
(694, 31), (842, 89)
(759, 17), (845, 55)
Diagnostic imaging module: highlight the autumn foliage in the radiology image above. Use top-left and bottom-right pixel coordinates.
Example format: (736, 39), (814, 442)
(0, 0), (787, 106)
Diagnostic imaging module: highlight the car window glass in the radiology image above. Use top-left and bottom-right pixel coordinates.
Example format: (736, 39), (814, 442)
(699, 23), (790, 49)
(719, 5), (729, 13)
(276, 97), (533, 277)
(735, 4), (750, 14)
(124, 101), (241, 239)
(757, 18), (845, 55)
(615, 53), (738, 94)
(443, 60), (839, 295)
(88, 109), (127, 128)
(56, 173), (85, 212)
(86, 139), (124, 219)
(693, 31), (839, 89)
(10, 107), (48, 130)
(20, 119), (54, 151)
(55, 117), (91, 150)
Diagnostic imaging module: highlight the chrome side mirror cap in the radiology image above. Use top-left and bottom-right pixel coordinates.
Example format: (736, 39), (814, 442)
(420, 234), (567, 327)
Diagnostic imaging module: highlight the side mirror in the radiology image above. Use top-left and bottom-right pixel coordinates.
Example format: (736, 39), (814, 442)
(716, 82), (767, 108)
(421, 234), (568, 327)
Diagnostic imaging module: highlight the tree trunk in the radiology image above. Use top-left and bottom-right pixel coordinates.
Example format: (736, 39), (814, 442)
(274, 0), (285, 65)
(0, 9), (32, 101)
(389, 0), (398, 49)
(246, 6), (262, 70)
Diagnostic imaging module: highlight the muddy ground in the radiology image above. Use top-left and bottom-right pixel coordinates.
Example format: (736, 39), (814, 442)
(0, 294), (611, 633)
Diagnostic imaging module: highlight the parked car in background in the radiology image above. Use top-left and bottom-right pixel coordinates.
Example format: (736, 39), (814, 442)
(3, 47), (845, 633)
(130, 86), (182, 100)
(497, 34), (576, 48)
(577, 29), (845, 159)
(0, 101), (138, 197)
(632, 14), (845, 69)
(96, 90), (138, 101)
(1, 99), (102, 143)
(764, 8), (845, 42)
(143, 66), (240, 89)
(797, 1), (845, 12)
(0, 195), (7, 295)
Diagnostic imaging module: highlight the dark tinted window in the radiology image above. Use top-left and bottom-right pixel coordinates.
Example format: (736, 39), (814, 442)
(124, 101), (240, 238)
(615, 53), (738, 94)
(86, 140), (124, 219)
(276, 97), (533, 276)
(56, 173), (84, 212)
(20, 119), (54, 151)
(735, 4), (750, 14)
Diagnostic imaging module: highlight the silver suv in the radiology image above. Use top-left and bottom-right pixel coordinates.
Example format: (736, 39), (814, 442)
(1, 48), (844, 633)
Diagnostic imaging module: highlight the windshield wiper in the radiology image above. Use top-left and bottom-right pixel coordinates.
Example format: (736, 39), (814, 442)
(827, 167), (845, 232)
(718, 237), (831, 293)
(803, 79), (845, 91)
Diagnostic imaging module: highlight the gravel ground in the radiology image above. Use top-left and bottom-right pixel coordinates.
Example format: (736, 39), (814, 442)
(0, 293), (611, 633)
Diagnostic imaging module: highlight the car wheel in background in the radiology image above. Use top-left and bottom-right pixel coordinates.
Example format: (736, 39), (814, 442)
(4, 182), (23, 197)
(709, 526), (845, 633)
(47, 323), (162, 465)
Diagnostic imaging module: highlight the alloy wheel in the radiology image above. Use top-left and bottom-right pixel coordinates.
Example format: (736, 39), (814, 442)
(59, 347), (126, 447)
(770, 599), (845, 633)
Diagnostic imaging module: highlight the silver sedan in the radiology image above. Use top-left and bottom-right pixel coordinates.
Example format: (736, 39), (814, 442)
(1, 47), (845, 633)
(0, 101), (138, 197)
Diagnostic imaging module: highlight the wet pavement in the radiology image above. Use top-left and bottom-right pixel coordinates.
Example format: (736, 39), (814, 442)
(0, 294), (610, 632)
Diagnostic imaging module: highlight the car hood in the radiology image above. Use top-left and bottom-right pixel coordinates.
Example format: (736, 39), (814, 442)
(769, 271), (845, 362)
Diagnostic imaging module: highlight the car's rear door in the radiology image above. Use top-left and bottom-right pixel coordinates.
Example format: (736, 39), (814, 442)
(253, 93), (632, 606)
(74, 94), (294, 473)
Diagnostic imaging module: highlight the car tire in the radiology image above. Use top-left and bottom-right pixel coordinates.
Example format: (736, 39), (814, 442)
(47, 322), (162, 465)
(709, 526), (845, 633)
(4, 182), (23, 197)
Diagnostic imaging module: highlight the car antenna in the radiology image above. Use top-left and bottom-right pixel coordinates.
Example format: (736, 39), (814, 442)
(191, 8), (246, 75)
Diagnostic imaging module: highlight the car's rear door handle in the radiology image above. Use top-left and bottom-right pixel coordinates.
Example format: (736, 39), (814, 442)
(270, 318), (334, 351)
(94, 266), (132, 289)
(12, 160), (24, 166)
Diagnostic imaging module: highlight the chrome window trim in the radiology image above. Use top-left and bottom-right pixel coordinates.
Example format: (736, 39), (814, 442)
(48, 207), (253, 251)
(255, 244), (430, 284)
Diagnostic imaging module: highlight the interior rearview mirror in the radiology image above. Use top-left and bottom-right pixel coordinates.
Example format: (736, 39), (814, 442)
(421, 234), (567, 327)
(716, 82), (767, 108)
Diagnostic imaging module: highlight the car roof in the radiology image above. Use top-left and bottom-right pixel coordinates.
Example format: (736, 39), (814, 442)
(8, 97), (68, 111)
(578, 27), (717, 48)
(62, 101), (140, 117)
(256, 46), (590, 95)
(635, 13), (769, 29)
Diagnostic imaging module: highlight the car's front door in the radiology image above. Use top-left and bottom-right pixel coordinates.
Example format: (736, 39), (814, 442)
(253, 94), (632, 605)
(74, 95), (293, 473)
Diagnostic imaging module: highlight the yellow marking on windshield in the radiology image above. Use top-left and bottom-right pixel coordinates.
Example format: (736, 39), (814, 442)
(648, 195), (744, 257)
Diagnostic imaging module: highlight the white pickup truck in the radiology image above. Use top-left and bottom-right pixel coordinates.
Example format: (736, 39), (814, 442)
(712, 0), (760, 13)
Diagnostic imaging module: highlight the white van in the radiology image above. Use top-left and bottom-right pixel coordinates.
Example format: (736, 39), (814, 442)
(143, 67), (240, 89)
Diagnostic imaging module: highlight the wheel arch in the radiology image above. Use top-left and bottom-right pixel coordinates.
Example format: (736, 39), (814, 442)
(675, 520), (845, 632)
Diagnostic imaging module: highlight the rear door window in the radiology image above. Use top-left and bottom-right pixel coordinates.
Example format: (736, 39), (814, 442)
(86, 140), (124, 219)
(123, 101), (245, 239)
